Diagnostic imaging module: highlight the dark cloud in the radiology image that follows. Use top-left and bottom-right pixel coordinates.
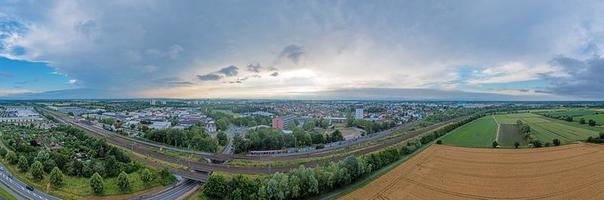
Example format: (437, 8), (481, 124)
(247, 63), (262, 73)
(197, 73), (222, 81)
(546, 55), (604, 99)
(155, 77), (193, 85)
(280, 45), (304, 64)
(270, 72), (279, 77)
(217, 65), (239, 77)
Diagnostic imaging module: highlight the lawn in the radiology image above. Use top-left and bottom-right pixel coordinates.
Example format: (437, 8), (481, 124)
(440, 116), (497, 148)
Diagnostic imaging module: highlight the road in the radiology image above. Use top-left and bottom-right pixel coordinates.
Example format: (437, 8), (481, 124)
(0, 163), (60, 200)
(141, 179), (200, 200)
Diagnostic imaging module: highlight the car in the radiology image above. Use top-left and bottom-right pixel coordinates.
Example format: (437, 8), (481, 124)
(26, 185), (34, 191)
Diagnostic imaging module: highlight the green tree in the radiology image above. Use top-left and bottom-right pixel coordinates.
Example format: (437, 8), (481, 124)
(553, 138), (561, 146)
(579, 118), (586, 124)
(216, 119), (228, 131)
(49, 167), (64, 188)
(90, 172), (104, 194)
(31, 161), (44, 181)
(289, 175), (301, 199)
(514, 142), (520, 149)
(217, 131), (228, 146)
(588, 119), (597, 126)
(117, 171), (130, 192)
(159, 168), (176, 186)
(0, 148), (6, 158)
(140, 168), (153, 185)
(6, 151), (17, 164)
(204, 175), (229, 199)
(18, 155), (29, 172)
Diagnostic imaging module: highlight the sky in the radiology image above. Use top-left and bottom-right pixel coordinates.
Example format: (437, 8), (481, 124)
(1, 0), (604, 100)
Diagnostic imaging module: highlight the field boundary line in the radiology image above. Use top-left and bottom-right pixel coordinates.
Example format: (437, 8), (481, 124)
(493, 115), (501, 143)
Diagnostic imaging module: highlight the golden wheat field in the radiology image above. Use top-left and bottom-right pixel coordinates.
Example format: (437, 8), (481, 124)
(342, 143), (604, 200)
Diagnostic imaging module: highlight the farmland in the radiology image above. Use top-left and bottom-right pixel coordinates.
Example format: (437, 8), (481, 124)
(439, 116), (497, 148)
(537, 108), (604, 126)
(341, 143), (604, 200)
(441, 113), (600, 148)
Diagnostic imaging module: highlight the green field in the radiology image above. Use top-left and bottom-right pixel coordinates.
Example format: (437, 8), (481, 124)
(576, 114), (604, 126)
(443, 112), (601, 148)
(536, 108), (604, 126)
(440, 116), (497, 148)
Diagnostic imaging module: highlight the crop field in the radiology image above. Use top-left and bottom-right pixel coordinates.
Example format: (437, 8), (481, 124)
(341, 143), (604, 200)
(439, 116), (497, 148)
(497, 124), (525, 146)
(576, 114), (604, 126)
(443, 113), (599, 148)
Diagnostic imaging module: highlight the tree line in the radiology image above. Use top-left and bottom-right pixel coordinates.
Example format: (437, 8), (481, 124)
(233, 127), (344, 154)
(144, 126), (219, 152)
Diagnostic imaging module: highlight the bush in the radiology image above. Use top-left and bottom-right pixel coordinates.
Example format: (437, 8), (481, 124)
(204, 174), (229, 199)
(6, 151), (17, 164)
(532, 140), (543, 148)
(18, 155), (29, 172)
(436, 140), (442, 145)
(31, 161), (44, 181)
(514, 142), (520, 149)
(552, 139), (561, 146)
(492, 141), (499, 148)
(117, 171), (130, 192)
(0, 148), (6, 158)
(159, 168), (176, 186)
(140, 168), (153, 185)
(50, 167), (64, 188)
(90, 172), (104, 194)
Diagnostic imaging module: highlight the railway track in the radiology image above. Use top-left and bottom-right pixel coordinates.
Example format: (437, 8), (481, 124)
(40, 108), (463, 175)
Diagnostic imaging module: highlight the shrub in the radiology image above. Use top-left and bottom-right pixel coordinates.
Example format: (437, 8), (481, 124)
(90, 172), (104, 194)
(18, 155), (29, 172)
(50, 167), (64, 188)
(117, 171), (130, 192)
(140, 168), (153, 185)
(159, 168), (176, 186)
(436, 140), (442, 144)
(31, 161), (44, 181)
(552, 139), (561, 146)
(514, 142), (520, 149)
(532, 140), (543, 148)
(492, 141), (499, 148)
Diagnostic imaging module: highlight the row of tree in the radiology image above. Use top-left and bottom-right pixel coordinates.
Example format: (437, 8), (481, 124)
(232, 128), (344, 153)
(144, 126), (219, 152)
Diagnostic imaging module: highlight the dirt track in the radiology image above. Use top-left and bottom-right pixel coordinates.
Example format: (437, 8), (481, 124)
(342, 143), (604, 200)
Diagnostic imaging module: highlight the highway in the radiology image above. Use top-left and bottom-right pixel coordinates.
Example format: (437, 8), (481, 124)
(0, 163), (60, 200)
(141, 179), (200, 200)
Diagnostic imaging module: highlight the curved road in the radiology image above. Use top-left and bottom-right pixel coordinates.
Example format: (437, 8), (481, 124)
(0, 164), (60, 200)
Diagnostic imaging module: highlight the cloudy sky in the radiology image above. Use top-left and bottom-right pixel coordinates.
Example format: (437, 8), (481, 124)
(1, 0), (604, 100)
